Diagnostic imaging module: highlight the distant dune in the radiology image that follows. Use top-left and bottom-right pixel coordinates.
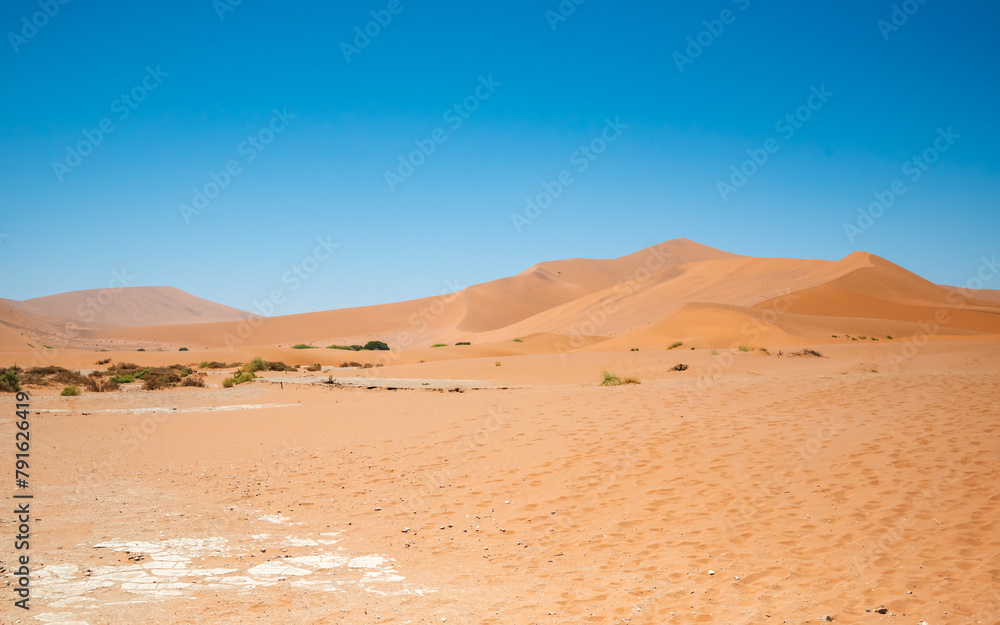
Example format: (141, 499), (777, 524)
(4, 286), (252, 328)
(1, 240), (998, 357)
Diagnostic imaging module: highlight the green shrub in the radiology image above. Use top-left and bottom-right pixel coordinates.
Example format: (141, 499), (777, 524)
(61, 385), (80, 396)
(327, 345), (362, 351)
(0, 367), (22, 393)
(455, 342), (471, 346)
(222, 377), (234, 388)
(222, 369), (255, 388)
(110, 374), (135, 384)
(199, 361), (209, 367)
(668, 341), (683, 350)
(431, 344), (447, 348)
(179, 347), (189, 351)
(290, 344), (317, 349)
(512, 338), (523, 342)
(137, 348), (145, 352)
(738, 345), (753, 352)
(600, 370), (621, 386)
(363, 340), (390, 351)
(246, 357), (267, 373)
(180, 367), (192, 376)
(886, 335), (893, 339)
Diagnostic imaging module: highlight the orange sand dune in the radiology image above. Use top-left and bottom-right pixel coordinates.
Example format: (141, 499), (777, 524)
(3, 240), (998, 360)
(6, 286), (252, 328)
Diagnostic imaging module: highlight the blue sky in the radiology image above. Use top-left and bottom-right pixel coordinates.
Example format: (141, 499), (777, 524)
(1, 0), (998, 314)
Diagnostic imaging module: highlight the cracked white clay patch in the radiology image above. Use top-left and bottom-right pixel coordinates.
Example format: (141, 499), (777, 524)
(32, 528), (435, 625)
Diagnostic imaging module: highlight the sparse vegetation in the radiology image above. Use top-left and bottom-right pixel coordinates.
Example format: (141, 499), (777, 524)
(455, 342), (471, 346)
(306, 363), (322, 371)
(181, 376), (206, 387)
(600, 370), (641, 386)
(290, 344), (318, 350)
(711, 349), (719, 356)
(222, 368), (256, 388)
(431, 344), (447, 348)
(831, 335), (838, 338)
(512, 338), (523, 342)
(738, 345), (754, 352)
(327, 341), (389, 351)
(96, 358), (111, 365)
(886, 335), (893, 339)
(137, 348), (145, 352)
(0, 367), (22, 393)
(668, 341), (683, 350)
(61, 385), (80, 396)
(495, 361), (501, 367)
(179, 347), (189, 351)
(789, 349), (823, 358)
(631, 348), (639, 352)
(199, 361), (240, 369)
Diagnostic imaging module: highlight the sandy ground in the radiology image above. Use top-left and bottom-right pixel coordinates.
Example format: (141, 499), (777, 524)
(1, 342), (998, 624)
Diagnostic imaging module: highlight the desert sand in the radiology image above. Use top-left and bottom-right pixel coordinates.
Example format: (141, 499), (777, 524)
(1, 239), (998, 623)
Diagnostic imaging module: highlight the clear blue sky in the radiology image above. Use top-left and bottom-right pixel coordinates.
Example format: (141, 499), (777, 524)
(2, 0), (998, 314)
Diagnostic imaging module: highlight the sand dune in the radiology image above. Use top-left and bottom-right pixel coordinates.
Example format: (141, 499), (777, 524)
(2, 240), (998, 358)
(7, 285), (253, 327)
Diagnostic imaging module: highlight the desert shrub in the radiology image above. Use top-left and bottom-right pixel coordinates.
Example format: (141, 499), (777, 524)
(512, 338), (523, 342)
(222, 377), (234, 388)
(61, 385), (80, 396)
(96, 358), (111, 365)
(306, 363), (322, 371)
(495, 361), (501, 367)
(181, 375), (206, 387)
(110, 374), (135, 384)
(363, 340), (390, 351)
(137, 348), (145, 352)
(671, 363), (689, 371)
(92, 375), (119, 392)
(668, 341), (683, 350)
(789, 349), (823, 357)
(179, 347), (189, 351)
(142, 370), (182, 391)
(886, 335), (893, 339)
(246, 357), (267, 373)
(22, 367), (92, 388)
(431, 344), (447, 348)
(600, 370), (640, 386)
(290, 344), (317, 349)
(199, 361), (231, 369)
(327, 344), (362, 351)
(455, 342), (471, 346)
(264, 361), (294, 371)
(0, 367), (22, 392)
(600, 370), (621, 386)
(180, 367), (192, 376)
(631, 348), (639, 352)
(737, 345), (754, 352)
